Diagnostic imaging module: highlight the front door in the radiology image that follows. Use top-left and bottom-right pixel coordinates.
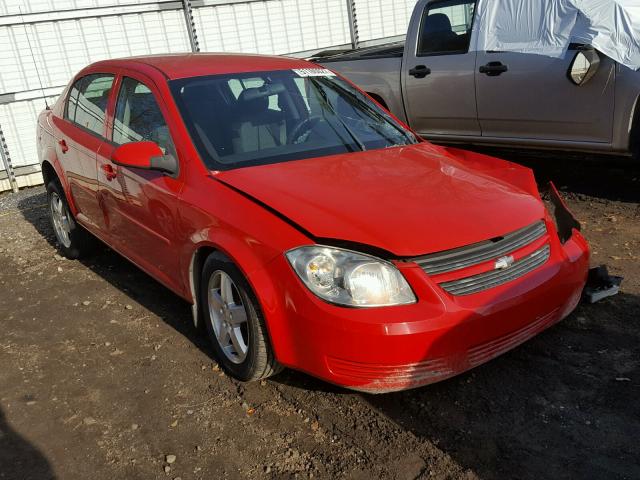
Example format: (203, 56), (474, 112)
(97, 74), (184, 292)
(475, 47), (616, 143)
(402, 0), (480, 137)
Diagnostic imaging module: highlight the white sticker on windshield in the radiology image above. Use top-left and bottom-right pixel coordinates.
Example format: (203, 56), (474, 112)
(293, 68), (336, 77)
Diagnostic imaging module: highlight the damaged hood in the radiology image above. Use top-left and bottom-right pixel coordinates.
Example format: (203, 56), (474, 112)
(216, 144), (545, 257)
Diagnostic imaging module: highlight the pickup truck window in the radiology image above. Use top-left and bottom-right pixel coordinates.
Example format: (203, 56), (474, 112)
(170, 70), (417, 170)
(65, 74), (114, 136)
(418, 0), (475, 56)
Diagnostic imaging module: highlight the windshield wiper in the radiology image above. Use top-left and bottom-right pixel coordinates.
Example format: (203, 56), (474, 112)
(321, 78), (417, 145)
(310, 78), (366, 152)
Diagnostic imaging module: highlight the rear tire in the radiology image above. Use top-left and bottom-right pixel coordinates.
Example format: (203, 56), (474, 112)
(46, 180), (94, 259)
(200, 252), (282, 382)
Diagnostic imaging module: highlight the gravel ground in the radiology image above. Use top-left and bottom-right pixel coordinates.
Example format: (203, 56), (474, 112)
(0, 152), (638, 480)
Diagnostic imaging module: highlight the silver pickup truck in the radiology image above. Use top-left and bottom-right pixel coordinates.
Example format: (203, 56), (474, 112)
(312, 0), (640, 158)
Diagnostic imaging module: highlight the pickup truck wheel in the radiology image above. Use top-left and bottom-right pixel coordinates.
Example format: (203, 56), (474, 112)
(200, 252), (282, 382)
(46, 180), (94, 259)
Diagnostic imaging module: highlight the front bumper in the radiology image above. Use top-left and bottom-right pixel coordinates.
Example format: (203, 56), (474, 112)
(264, 224), (589, 393)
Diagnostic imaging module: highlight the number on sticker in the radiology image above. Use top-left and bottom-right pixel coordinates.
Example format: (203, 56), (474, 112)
(293, 68), (336, 77)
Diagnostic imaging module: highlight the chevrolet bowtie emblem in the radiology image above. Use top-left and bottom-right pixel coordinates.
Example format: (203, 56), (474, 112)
(495, 255), (515, 270)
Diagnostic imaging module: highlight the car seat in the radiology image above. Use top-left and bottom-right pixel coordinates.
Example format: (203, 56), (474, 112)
(420, 13), (461, 53)
(232, 87), (286, 154)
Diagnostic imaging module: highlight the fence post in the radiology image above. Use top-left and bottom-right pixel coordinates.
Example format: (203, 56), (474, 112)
(182, 0), (201, 52)
(0, 123), (19, 193)
(346, 0), (359, 49)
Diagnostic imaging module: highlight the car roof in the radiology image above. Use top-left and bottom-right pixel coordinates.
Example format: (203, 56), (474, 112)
(90, 53), (317, 80)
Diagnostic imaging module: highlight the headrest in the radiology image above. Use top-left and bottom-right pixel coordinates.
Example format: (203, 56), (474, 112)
(238, 87), (270, 114)
(424, 13), (453, 33)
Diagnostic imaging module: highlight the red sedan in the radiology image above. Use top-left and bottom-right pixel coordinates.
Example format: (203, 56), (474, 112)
(37, 54), (590, 392)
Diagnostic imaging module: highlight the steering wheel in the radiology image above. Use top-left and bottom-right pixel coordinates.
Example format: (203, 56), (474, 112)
(287, 116), (322, 144)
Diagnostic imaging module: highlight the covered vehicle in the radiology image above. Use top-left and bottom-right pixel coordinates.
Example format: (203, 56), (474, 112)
(312, 0), (640, 158)
(475, 0), (640, 70)
(37, 54), (589, 393)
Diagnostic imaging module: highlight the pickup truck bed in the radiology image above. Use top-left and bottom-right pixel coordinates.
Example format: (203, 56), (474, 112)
(311, 42), (407, 121)
(309, 42), (404, 64)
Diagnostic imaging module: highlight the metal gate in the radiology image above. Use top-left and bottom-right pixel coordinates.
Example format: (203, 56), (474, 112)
(0, 0), (416, 193)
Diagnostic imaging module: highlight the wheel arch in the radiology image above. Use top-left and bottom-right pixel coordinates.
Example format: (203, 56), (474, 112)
(366, 92), (389, 110)
(188, 244), (216, 329)
(629, 93), (640, 159)
(40, 159), (58, 187)
(187, 240), (282, 334)
(40, 152), (78, 214)
(187, 239), (288, 366)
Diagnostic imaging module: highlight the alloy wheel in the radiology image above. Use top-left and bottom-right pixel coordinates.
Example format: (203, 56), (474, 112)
(207, 270), (249, 364)
(50, 191), (72, 248)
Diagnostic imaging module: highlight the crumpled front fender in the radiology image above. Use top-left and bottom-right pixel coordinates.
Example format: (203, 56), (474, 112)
(443, 147), (540, 198)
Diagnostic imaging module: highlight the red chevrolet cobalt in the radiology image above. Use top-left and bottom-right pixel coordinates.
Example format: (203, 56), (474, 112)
(37, 54), (589, 392)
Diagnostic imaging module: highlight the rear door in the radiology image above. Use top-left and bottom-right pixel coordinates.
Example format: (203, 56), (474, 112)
(402, 0), (480, 137)
(475, 46), (616, 143)
(97, 71), (184, 291)
(52, 73), (115, 231)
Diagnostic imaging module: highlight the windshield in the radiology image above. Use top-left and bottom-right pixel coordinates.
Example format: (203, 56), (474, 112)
(170, 69), (418, 169)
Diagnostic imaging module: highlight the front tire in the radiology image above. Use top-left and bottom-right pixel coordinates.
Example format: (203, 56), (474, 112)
(47, 180), (94, 259)
(200, 252), (282, 381)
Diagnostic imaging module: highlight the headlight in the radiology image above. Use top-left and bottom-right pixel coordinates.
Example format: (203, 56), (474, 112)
(285, 246), (416, 307)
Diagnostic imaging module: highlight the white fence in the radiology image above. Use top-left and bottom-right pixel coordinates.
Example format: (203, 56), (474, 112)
(0, 0), (416, 192)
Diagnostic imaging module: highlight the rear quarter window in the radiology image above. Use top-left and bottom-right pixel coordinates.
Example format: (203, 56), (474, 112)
(64, 74), (114, 136)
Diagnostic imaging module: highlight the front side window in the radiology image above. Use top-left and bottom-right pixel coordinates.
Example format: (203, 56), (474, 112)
(418, 0), (476, 56)
(170, 69), (417, 170)
(113, 77), (176, 156)
(66, 74), (114, 136)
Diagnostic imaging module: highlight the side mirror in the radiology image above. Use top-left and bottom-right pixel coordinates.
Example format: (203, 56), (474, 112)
(568, 49), (600, 86)
(111, 141), (178, 175)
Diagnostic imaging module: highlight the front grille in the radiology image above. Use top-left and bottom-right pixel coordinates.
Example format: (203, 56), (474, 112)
(439, 244), (551, 296)
(412, 221), (547, 275)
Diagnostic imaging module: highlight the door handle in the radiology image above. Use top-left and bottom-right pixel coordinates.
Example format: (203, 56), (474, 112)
(58, 139), (69, 153)
(101, 164), (117, 181)
(409, 65), (431, 78)
(479, 62), (508, 76)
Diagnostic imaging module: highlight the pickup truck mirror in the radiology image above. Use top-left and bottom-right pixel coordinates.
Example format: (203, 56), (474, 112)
(568, 49), (600, 86)
(112, 141), (177, 175)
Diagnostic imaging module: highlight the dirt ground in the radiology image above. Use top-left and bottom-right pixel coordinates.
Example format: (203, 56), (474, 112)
(0, 151), (639, 480)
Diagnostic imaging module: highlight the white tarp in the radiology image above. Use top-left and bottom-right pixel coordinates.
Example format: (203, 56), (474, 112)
(475, 0), (640, 70)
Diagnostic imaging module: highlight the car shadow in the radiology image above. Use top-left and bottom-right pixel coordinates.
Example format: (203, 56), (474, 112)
(0, 406), (56, 480)
(17, 190), (213, 361)
(360, 292), (640, 480)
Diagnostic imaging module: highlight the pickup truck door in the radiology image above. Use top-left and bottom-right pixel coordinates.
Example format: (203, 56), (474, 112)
(402, 0), (480, 137)
(475, 47), (616, 143)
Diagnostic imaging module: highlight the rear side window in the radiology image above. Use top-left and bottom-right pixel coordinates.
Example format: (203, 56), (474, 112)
(113, 77), (176, 156)
(65, 74), (114, 136)
(418, 0), (476, 56)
